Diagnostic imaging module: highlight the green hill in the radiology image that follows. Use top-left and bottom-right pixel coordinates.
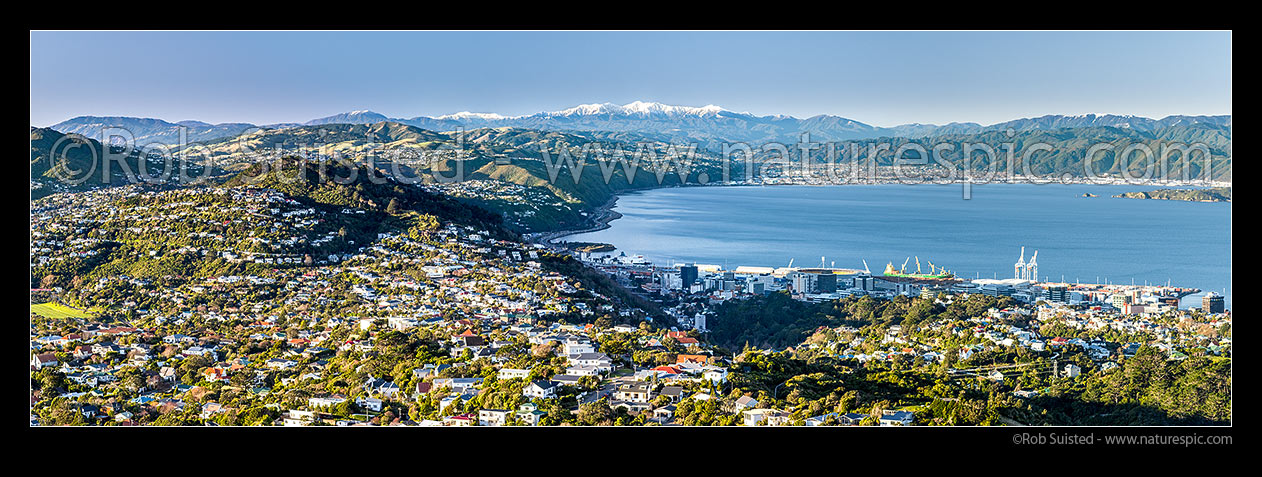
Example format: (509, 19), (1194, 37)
(1114, 187), (1231, 202)
(30, 127), (145, 198)
(222, 156), (508, 236)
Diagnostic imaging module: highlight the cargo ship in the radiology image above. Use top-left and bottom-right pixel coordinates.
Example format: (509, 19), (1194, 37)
(883, 256), (955, 279)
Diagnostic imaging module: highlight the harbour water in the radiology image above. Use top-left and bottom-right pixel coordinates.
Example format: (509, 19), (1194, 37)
(566, 184), (1232, 309)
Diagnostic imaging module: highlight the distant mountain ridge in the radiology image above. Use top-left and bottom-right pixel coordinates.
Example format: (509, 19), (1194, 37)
(50, 116), (259, 146)
(47, 102), (1231, 147)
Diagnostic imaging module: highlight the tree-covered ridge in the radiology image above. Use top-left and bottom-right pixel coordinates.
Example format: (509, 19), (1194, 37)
(1114, 187), (1231, 202)
(711, 293), (1230, 426)
(221, 157), (507, 234)
(709, 292), (1014, 350)
(31, 127), (149, 199)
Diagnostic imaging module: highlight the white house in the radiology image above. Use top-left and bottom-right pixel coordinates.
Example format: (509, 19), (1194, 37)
(31, 353), (57, 370)
(615, 382), (654, 403)
(564, 340), (595, 356)
(523, 380), (559, 399)
(432, 377), (482, 394)
(283, 410), (317, 426)
(742, 409), (790, 426)
(309, 396), (347, 408)
(1063, 363), (1081, 378)
(703, 367), (728, 383)
(804, 412), (839, 426)
(879, 410), (914, 426)
(497, 368), (531, 380)
(565, 365), (601, 377)
(567, 352), (613, 373)
(478, 409), (511, 426)
(356, 397), (384, 412)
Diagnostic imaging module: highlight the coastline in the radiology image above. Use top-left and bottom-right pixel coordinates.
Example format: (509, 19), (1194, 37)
(535, 195), (624, 248)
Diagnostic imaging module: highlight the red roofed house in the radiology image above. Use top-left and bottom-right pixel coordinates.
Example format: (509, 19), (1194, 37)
(676, 354), (709, 365)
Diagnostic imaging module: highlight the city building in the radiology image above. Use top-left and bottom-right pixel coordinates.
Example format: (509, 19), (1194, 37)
(1203, 292), (1225, 314)
(1044, 285), (1069, 303)
(816, 273), (838, 293)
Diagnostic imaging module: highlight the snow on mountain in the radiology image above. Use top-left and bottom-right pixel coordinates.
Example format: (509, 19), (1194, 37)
(542, 101), (730, 118)
(435, 111), (512, 121)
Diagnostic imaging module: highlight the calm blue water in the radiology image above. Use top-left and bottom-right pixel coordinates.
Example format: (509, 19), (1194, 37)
(568, 184), (1232, 309)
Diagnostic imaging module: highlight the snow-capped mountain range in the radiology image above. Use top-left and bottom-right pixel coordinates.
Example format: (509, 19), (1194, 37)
(48, 101), (1231, 147)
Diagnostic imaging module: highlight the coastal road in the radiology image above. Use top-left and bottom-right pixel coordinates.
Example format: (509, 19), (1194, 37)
(529, 196), (621, 250)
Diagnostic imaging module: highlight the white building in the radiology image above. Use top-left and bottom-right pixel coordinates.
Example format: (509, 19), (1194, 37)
(1063, 363), (1081, 378)
(478, 409), (511, 426)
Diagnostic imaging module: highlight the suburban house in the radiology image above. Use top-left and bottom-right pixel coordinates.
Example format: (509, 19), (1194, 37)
(563, 340), (595, 356)
(839, 413), (869, 425)
(1063, 363), (1082, 378)
(804, 412), (839, 426)
(515, 403), (546, 425)
(615, 382), (654, 403)
(565, 365), (601, 377)
(524, 380), (559, 399)
(432, 377), (482, 394)
(703, 368), (729, 383)
(478, 409), (511, 426)
(283, 409), (317, 426)
(567, 352), (613, 373)
(356, 397), (384, 412)
(879, 410), (915, 426)
(550, 375), (582, 387)
(743, 409), (791, 426)
(444, 413), (476, 426)
(729, 395), (759, 412)
(659, 386), (684, 403)
(309, 395), (347, 408)
(676, 354), (710, 365)
(497, 368), (531, 380)
(31, 353), (57, 370)
(653, 404), (676, 422)
(364, 376), (401, 397)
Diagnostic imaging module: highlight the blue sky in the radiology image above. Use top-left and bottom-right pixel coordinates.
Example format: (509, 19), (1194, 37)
(30, 31), (1231, 127)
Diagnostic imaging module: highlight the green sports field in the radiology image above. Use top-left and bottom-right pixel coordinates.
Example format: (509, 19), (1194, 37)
(30, 302), (93, 319)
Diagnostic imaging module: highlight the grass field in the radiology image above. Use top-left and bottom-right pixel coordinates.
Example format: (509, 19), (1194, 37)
(30, 302), (93, 319)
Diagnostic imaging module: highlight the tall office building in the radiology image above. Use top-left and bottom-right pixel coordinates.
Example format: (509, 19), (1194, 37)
(815, 273), (838, 293)
(1110, 294), (1132, 308)
(853, 275), (875, 291)
(1044, 285), (1069, 303)
(790, 272), (814, 293)
(680, 265), (698, 288)
(1202, 292), (1225, 314)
